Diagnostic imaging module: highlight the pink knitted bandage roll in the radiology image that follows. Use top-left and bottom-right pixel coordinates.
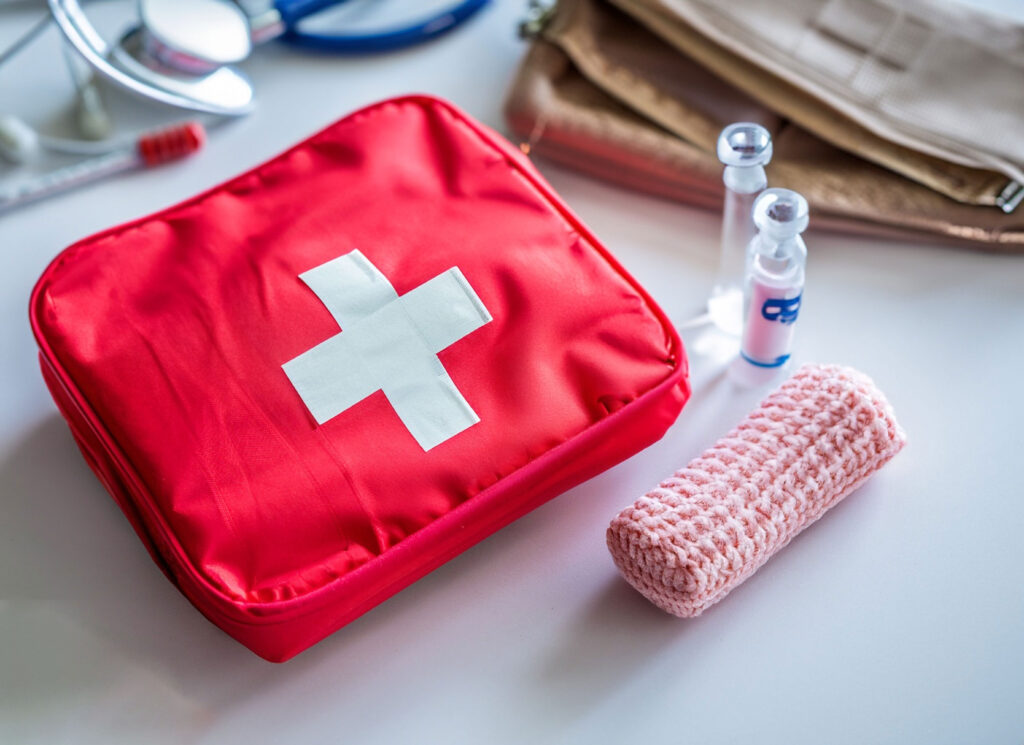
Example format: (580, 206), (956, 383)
(607, 364), (906, 617)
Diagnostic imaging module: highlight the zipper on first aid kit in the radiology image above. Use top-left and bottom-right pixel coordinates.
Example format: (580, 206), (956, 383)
(36, 353), (258, 625)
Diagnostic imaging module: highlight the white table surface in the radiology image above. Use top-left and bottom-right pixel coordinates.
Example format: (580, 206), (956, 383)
(2, 2), (1023, 743)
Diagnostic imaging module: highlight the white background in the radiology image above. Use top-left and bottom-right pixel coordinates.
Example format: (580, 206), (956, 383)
(2, 2), (1023, 743)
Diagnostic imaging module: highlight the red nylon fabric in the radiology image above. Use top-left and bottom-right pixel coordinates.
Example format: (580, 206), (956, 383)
(31, 96), (689, 661)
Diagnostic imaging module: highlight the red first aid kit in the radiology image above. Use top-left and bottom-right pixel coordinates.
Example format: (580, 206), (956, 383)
(30, 95), (689, 661)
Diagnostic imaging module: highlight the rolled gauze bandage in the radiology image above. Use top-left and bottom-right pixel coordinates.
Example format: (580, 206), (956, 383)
(607, 364), (906, 617)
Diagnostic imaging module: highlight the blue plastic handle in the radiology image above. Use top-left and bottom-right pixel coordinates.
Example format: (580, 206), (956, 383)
(273, 0), (492, 54)
(273, 0), (352, 28)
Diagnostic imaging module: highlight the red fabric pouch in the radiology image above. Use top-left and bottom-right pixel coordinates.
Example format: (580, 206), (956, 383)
(30, 95), (689, 661)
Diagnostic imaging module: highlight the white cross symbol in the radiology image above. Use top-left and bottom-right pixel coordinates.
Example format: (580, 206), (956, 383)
(282, 250), (492, 451)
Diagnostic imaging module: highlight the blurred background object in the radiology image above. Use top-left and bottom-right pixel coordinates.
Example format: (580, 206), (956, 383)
(0, 0), (493, 215)
(505, 0), (1024, 251)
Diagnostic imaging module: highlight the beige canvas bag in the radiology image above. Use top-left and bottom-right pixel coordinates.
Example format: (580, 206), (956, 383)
(505, 0), (1024, 250)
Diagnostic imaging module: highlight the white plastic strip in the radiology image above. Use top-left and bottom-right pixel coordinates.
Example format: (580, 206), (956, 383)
(282, 250), (492, 451)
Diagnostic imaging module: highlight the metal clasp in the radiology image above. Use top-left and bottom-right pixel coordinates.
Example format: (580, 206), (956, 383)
(519, 0), (557, 39)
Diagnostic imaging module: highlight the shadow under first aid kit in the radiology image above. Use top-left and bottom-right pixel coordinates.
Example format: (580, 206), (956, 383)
(30, 96), (689, 661)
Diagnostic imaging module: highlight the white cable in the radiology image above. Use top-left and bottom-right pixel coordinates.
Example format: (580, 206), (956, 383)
(0, 11), (51, 68)
(0, 113), (224, 161)
(37, 132), (137, 155)
(62, 39), (113, 140)
(0, 114), (41, 163)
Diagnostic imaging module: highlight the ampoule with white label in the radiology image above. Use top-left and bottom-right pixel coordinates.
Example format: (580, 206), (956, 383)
(731, 188), (808, 386)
